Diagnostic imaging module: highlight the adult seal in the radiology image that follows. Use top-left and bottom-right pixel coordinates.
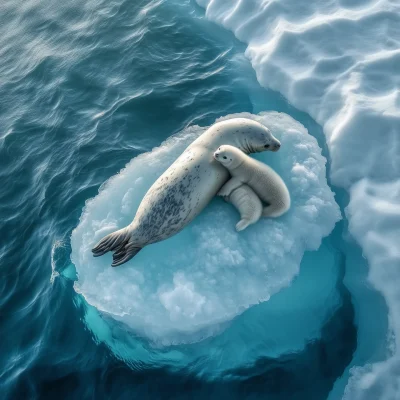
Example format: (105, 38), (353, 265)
(92, 118), (281, 266)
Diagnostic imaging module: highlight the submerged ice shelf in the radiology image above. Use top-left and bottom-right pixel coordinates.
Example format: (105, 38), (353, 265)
(196, 0), (400, 399)
(71, 112), (340, 346)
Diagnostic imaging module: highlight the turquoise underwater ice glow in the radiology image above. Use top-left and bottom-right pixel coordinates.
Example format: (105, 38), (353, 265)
(1, 0), (389, 398)
(198, 0), (399, 399)
(71, 111), (341, 349)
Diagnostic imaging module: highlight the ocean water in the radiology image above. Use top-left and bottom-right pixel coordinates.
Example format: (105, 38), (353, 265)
(1, 0), (393, 399)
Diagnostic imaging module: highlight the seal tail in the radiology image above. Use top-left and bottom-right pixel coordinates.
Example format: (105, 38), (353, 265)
(92, 227), (130, 257)
(111, 244), (142, 267)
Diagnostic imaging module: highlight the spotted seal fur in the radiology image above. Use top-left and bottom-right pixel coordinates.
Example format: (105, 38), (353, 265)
(92, 118), (281, 266)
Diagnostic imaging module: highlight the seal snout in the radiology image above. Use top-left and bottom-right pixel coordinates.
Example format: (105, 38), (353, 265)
(271, 141), (281, 152)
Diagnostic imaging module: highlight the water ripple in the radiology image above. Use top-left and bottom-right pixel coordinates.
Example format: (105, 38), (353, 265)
(0, 0), (358, 398)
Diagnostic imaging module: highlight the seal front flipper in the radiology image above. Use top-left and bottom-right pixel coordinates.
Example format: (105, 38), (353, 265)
(92, 227), (130, 257)
(217, 178), (242, 198)
(111, 243), (142, 267)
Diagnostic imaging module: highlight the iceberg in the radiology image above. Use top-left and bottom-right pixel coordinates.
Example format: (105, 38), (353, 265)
(71, 112), (340, 346)
(196, 1), (400, 399)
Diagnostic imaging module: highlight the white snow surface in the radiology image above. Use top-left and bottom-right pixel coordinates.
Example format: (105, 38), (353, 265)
(196, 0), (400, 399)
(71, 112), (339, 345)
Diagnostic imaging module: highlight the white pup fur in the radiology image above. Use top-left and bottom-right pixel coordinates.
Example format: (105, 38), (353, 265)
(214, 145), (290, 220)
(224, 184), (263, 231)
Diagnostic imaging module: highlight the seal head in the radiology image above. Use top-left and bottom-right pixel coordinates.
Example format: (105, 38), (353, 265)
(214, 145), (246, 169)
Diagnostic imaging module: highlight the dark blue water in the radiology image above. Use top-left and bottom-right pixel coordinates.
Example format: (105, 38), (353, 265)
(1, 0), (357, 398)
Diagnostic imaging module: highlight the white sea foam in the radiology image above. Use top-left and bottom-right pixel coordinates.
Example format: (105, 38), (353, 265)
(196, 0), (400, 398)
(71, 112), (339, 345)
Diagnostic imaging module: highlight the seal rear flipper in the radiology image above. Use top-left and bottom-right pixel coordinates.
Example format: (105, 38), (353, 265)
(111, 244), (142, 267)
(92, 227), (129, 257)
(236, 219), (251, 232)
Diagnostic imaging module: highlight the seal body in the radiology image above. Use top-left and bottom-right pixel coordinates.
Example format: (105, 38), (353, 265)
(214, 144), (290, 219)
(92, 118), (281, 266)
(224, 184), (263, 232)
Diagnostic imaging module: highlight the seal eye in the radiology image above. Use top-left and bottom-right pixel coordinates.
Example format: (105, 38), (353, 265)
(264, 144), (270, 148)
(223, 156), (227, 159)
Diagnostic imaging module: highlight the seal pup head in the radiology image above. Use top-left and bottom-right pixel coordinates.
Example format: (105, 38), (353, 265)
(214, 145), (245, 170)
(213, 118), (281, 154)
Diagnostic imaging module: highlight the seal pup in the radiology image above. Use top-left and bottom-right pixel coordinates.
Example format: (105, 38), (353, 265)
(214, 144), (290, 218)
(221, 184), (263, 231)
(92, 118), (281, 266)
